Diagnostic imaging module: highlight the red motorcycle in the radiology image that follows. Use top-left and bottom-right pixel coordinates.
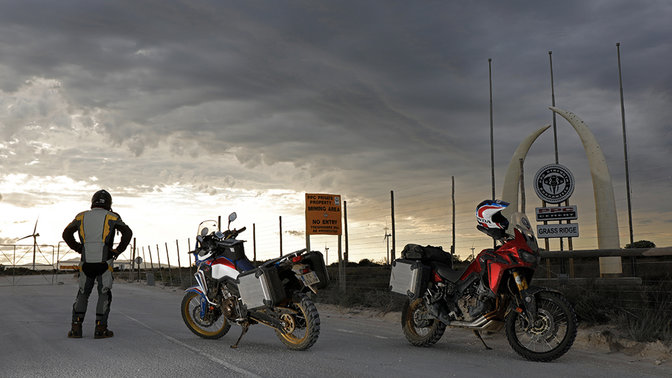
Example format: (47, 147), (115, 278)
(390, 200), (577, 361)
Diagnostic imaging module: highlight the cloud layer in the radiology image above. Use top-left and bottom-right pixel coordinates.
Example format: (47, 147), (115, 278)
(1, 1), (671, 256)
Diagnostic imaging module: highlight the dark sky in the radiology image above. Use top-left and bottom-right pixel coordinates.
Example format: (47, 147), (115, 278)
(1, 0), (670, 257)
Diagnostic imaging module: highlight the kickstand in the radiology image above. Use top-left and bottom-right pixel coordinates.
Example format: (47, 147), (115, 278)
(473, 330), (492, 350)
(230, 322), (249, 349)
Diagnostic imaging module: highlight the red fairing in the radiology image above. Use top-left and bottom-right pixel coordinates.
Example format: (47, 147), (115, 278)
(207, 257), (236, 270)
(466, 229), (536, 293)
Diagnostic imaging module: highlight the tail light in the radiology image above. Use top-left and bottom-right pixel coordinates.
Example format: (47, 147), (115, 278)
(292, 256), (303, 263)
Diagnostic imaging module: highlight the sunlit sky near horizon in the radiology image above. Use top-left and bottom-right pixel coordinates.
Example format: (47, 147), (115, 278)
(1, 1), (671, 266)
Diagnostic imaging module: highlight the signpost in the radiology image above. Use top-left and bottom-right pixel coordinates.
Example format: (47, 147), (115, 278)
(534, 163), (578, 277)
(305, 193), (342, 236)
(305, 193), (344, 291)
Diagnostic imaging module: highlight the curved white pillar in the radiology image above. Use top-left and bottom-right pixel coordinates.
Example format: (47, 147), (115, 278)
(500, 125), (550, 220)
(550, 107), (621, 274)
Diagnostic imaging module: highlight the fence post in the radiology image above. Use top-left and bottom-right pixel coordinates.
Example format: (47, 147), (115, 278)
(344, 200), (349, 264)
(338, 235), (345, 293)
(176, 239), (183, 286)
(188, 238), (193, 286)
(165, 242), (173, 286)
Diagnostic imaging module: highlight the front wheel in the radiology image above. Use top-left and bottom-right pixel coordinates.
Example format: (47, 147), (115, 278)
(274, 293), (321, 350)
(401, 298), (446, 347)
(505, 291), (577, 362)
(181, 291), (231, 339)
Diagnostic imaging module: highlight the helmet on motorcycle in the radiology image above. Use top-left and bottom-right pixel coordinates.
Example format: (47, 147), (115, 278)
(91, 190), (112, 210)
(476, 199), (509, 239)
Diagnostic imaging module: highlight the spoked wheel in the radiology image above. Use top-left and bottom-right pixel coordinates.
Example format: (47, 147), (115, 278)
(181, 291), (231, 339)
(505, 291), (577, 361)
(274, 293), (320, 350)
(401, 298), (446, 347)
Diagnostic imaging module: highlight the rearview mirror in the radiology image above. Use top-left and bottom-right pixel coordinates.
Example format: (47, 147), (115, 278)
(227, 212), (237, 229)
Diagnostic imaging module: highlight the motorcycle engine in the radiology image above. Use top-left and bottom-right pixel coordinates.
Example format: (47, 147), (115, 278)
(222, 296), (238, 319)
(456, 280), (492, 322)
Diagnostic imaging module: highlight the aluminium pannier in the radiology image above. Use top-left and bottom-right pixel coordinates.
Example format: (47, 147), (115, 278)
(389, 259), (430, 300)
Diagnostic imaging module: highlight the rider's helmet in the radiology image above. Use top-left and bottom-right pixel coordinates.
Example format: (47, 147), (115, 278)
(476, 199), (509, 240)
(91, 190), (112, 211)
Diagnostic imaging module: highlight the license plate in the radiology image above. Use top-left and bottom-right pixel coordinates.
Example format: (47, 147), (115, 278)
(298, 271), (320, 286)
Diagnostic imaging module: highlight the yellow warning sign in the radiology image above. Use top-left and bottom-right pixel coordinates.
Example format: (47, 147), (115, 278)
(305, 193), (342, 235)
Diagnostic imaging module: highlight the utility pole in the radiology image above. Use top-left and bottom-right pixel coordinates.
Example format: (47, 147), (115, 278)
(489, 58), (495, 200)
(617, 42), (636, 275)
(390, 190), (396, 261)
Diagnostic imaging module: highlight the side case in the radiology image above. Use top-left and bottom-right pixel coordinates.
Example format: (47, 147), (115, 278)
(389, 259), (429, 300)
(302, 251), (330, 289)
(237, 265), (286, 309)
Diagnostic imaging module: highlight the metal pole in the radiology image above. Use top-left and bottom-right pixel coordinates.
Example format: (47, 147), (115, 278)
(344, 200), (349, 263)
(489, 58), (495, 200)
(519, 159), (526, 212)
(390, 190), (396, 261)
(279, 216), (283, 257)
(253, 223), (257, 263)
(451, 176), (455, 268)
(617, 42), (636, 275)
(135, 239), (140, 282)
(549, 51), (559, 164)
(129, 238), (136, 282)
(338, 234), (345, 292)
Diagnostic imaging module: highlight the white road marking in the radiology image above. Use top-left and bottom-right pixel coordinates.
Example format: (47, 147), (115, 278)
(120, 312), (260, 378)
(336, 328), (389, 339)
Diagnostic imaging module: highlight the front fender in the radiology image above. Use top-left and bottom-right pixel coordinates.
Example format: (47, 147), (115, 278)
(185, 286), (206, 297)
(516, 285), (563, 320)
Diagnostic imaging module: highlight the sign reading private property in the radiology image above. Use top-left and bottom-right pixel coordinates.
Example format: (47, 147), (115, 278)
(535, 205), (578, 221)
(305, 193), (342, 235)
(537, 223), (580, 238)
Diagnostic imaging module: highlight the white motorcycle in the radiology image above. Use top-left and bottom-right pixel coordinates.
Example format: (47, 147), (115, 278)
(181, 212), (329, 350)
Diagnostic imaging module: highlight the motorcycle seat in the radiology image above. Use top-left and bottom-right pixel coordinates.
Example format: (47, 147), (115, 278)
(431, 261), (465, 283)
(234, 257), (256, 272)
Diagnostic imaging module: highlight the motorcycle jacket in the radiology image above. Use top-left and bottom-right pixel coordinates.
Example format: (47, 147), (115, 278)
(63, 208), (133, 263)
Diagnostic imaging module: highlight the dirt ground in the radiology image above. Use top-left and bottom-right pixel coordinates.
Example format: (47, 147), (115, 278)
(317, 303), (672, 367)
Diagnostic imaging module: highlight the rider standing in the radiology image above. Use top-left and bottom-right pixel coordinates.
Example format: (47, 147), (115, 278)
(62, 190), (133, 339)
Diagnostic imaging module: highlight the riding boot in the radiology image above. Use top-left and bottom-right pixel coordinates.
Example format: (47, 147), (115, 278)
(68, 318), (83, 338)
(94, 321), (114, 339)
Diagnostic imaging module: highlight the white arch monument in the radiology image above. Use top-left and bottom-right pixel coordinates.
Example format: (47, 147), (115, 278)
(501, 107), (621, 275)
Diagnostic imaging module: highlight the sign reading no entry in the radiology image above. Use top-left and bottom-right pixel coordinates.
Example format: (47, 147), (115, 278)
(305, 193), (342, 235)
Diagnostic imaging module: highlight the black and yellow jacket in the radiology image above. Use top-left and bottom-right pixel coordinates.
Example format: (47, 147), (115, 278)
(63, 208), (133, 263)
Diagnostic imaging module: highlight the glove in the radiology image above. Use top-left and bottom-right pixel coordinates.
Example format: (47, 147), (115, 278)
(111, 249), (122, 260)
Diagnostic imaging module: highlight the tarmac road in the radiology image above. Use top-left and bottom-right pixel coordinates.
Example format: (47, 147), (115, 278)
(0, 275), (670, 378)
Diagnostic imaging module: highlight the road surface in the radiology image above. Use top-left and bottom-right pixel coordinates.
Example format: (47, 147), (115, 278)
(0, 275), (669, 377)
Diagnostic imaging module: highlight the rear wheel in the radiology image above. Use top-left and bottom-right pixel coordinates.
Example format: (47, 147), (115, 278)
(274, 293), (320, 350)
(181, 291), (230, 339)
(401, 298), (446, 346)
(505, 291), (577, 361)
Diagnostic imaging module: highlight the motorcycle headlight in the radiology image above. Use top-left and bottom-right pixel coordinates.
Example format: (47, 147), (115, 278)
(520, 250), (539, 265)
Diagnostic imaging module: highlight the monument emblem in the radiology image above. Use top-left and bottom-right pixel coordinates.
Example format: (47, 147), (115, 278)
(534, 163), (575, 204)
